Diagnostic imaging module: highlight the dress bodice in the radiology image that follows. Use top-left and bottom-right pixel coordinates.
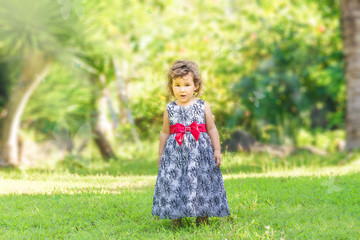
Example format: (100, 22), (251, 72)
(167, 98), (206, 126)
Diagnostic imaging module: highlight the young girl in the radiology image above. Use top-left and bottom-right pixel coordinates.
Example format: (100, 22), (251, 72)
(151, 60), (231, 228)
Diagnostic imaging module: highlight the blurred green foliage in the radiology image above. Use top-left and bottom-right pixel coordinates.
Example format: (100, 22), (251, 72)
(229, 0), (343, 145)
(0, 0), (344, 148)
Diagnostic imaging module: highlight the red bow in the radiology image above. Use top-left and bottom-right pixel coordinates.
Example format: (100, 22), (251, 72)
(170, 121), (207, 146)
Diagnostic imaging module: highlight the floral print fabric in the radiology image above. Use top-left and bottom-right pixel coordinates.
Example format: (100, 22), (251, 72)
(151, 98), (231, 219)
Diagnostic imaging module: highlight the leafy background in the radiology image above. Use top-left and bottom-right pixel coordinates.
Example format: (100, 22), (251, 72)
(0, 0), (344, 156)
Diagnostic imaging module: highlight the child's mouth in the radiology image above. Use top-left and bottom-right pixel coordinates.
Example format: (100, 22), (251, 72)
(180, 95), (186, 98)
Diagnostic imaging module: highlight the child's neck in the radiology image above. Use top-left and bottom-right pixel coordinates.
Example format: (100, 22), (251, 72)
(175, 97), (197, 106)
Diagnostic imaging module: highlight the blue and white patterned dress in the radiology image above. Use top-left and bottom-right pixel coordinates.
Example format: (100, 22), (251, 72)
(151, 98), (231, 219)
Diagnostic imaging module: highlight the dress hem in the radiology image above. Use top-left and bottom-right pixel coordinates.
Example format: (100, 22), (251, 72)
(151, 212), (231, 220)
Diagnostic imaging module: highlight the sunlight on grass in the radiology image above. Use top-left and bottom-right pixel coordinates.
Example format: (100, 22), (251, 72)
(1, 154), (359, 196)
(0, 174), (156, 195)
(224, 159), (360, 180)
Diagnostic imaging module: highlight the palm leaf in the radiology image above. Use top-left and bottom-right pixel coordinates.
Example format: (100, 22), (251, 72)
(0, 0), (84, 64)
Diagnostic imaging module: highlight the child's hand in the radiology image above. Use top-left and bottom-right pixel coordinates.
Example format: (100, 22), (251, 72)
(214, 150), (222, 167)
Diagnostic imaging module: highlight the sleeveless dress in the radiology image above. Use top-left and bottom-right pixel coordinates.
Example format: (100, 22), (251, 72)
(151, 98), (231, 219)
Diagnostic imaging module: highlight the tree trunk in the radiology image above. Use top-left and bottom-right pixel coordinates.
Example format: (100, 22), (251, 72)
(112, 57), (140, 144)
(89, 75), (116, 161)
(98, 74), (115, 141)
(341, 0), (360, 150)
(93, 125), (116, 160)
(0, 49), (51, 167)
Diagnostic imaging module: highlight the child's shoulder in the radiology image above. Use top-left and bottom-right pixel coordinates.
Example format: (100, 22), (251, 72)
(166, 101), (176, 107)
(197, 98), (205, 104)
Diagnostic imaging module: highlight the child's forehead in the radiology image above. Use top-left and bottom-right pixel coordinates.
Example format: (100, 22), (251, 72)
(173, 74), (194, 83)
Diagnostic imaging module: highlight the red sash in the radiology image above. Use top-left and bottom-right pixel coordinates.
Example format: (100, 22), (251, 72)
(170, 121), (207, 146)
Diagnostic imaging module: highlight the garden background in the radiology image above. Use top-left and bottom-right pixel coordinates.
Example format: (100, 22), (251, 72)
(0, 0), (359, 239)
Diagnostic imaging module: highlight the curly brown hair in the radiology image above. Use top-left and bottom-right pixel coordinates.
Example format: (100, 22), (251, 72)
(167, 60), (203, 98)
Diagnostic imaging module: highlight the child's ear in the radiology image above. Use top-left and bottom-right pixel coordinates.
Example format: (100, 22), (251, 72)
(194, 85), (199, 96)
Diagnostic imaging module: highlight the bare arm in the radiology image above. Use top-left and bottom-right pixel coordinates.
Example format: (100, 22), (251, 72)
(204, 102), (222, 167)
(158, 107), (170, 167)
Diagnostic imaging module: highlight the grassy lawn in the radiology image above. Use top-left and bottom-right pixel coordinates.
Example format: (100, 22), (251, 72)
(0, 141), (359, 239)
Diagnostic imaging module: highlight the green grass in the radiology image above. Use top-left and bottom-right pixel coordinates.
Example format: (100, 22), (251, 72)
(0, 140), (360, 239)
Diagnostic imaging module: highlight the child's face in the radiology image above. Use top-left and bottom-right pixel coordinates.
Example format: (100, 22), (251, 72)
(172, 74), (198, 104)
